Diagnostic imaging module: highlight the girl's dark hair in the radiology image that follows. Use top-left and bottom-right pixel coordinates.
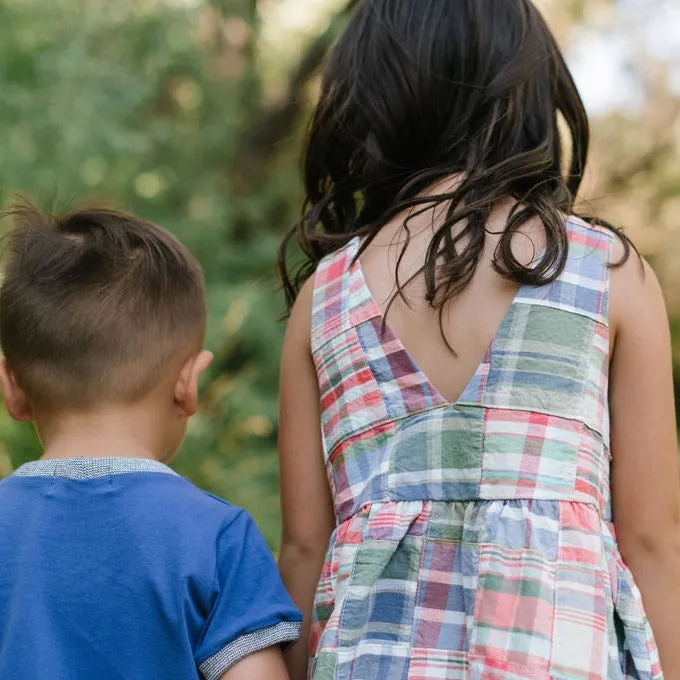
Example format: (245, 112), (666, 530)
(279, 0), (632, 315)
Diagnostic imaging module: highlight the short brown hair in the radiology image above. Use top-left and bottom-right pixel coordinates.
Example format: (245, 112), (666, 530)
(0, 199), (206, 409)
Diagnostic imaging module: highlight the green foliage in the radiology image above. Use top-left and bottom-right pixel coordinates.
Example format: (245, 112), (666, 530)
(0, 0), (306, 547)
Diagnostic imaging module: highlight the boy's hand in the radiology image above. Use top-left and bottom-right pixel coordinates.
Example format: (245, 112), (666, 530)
(218, 646), (290, 680)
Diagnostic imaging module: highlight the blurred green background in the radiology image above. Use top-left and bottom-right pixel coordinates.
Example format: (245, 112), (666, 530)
(0, 0), (678, 548)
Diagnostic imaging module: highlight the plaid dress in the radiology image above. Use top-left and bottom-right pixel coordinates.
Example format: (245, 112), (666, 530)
(308, 217), (663, 680)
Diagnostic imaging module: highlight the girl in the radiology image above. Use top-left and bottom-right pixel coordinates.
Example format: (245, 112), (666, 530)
(277, 1), (680, 678)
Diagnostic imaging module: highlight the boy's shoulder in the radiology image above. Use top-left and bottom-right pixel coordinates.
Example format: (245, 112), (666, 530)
(141, 472), (252, 529)
(1, 462), (253, 543)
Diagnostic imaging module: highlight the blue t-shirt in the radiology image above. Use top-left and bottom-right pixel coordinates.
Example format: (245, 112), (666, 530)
(0, 457), (301, 680)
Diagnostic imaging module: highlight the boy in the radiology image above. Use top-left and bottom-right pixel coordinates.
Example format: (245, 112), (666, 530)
(0, 200), (301, 679)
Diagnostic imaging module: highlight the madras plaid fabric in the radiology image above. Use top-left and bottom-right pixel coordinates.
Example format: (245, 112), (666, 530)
(309, 218), (662, 679)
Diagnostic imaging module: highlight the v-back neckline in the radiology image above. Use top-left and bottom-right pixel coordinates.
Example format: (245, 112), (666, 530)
(348, 236), (527, 407)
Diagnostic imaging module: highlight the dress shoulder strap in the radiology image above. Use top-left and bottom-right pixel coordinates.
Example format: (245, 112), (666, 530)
(516, 216), (614, 327)
(310, 237), (379, 353)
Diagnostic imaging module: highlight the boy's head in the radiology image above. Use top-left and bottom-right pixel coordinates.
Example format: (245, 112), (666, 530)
(0, 199), (211, 457)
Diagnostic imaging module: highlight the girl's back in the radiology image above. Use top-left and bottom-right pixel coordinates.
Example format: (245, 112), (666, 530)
(305, 211), (652, 679)
(277, 1), (680, 678)
(354, 198), (546, 406)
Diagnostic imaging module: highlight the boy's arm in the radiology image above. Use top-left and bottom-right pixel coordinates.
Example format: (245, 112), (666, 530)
(610, 249), (680, 677)
(218, 647), (289, 680)
(278, 278), (335, 680)
(195, 511), (302, 680)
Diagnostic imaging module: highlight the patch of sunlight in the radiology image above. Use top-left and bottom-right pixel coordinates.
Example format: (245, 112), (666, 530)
(569, 0), (679, 118)
(165, 0), (202, 6)
(80, 157), (107, 187)
(134, 172), (165, 199)
(128, 0), (201, 17)
(222, 295), (251, 336)
(569, 32), (645, 118)
(242, 415), (274, 439)
(188, 195), (214, 221)
(223, 17), (251, 49)
(258, 0), (344, 102)
(259, 0), (340, 36)
(172, 80), (203, 112)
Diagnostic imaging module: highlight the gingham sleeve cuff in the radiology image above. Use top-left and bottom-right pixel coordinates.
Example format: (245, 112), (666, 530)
(198, 620), (302, 680)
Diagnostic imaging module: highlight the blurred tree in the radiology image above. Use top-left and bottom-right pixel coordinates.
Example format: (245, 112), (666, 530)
(0, 0), (676, 547)
(0, 0), (318, 545)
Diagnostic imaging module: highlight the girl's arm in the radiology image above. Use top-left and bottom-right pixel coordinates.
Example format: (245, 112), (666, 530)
(278, 279), (336, 680)
(610, 246), (680, 677)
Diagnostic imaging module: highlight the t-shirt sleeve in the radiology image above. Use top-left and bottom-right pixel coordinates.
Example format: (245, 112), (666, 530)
(196, 510), (302, 680)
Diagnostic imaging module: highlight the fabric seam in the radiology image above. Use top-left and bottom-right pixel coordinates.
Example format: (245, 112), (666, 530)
(198, 620), (302, 680)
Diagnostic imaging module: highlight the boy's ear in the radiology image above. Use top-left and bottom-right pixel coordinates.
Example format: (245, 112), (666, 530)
(0, 359), (33, 422)
(174, 350), (214, 418)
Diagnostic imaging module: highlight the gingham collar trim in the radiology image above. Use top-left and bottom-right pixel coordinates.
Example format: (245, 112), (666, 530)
(13, 457), (178, 480)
